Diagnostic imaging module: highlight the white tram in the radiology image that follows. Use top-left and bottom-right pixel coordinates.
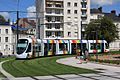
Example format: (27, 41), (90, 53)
(16, 38), (109, 58)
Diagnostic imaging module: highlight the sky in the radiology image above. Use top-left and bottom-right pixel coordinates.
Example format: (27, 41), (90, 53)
(0, 0), (120, 21)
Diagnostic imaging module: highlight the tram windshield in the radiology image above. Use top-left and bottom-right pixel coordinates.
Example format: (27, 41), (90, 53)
(17, 39), (28, 54)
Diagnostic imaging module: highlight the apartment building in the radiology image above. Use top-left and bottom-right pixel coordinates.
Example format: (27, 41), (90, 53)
(0, 20), (36, 56)
(36, 0), (90, 39)
(0, 25), (15, 55)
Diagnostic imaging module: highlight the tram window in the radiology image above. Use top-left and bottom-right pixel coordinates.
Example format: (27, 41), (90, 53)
(90, 43), (95, 50)
(105, 43), (109, 49)
(35, 44), (41, 52)
(49, 44), (52, 50)
(97, 43), (101, 49)
(59, 43), (67, 51)
(82, 43), (86, 50)
(26, 43), (31, 52)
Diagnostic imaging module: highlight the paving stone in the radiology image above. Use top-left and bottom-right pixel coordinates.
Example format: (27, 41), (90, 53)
(79, 73), (101, 77)
(114, 75), (120, 78)
(35, 76), (58, 80)
(67, 77), (92, 80)
(0, 78), (8, 80)
(56, 74), (91, 80)
(15, 77), (34, 80)
(56, 74), (80, 78)
(99, 72), (118, 76)
(91, 76), (120, 80)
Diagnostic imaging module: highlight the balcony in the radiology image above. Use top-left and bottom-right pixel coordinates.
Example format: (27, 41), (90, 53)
(46, 2), (63, 9)
(46, 28), (63, 31)
(81, 14), (87, 18)
(45, 12), (64, 16)
(82, 20), (88, 24)
(81, 0), (87, 3)
(81, 7), (87, 10)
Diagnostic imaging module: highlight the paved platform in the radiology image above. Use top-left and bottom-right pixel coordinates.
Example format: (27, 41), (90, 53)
(1, 57), (120, 80)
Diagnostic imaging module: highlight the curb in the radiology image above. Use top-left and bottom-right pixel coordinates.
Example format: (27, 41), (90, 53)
(0, 60), (15, 80)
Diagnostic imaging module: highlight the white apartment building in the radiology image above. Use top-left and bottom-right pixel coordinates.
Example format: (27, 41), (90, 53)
(0, 25), (15, 55)
(36, 0), (90, 39)
(0, 24), (35, 56)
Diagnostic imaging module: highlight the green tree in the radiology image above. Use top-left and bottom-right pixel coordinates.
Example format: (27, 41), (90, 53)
(0, 15), (7, 24)
(85, 17), (119, 44)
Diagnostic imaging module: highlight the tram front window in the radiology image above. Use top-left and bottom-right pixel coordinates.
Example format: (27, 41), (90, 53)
(17, 39), (28, 54)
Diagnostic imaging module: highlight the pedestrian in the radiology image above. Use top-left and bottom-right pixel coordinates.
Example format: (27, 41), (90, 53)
(75, 47), (80, 59)
(84, 48), (89, 62)
(79, 50), (83, 64)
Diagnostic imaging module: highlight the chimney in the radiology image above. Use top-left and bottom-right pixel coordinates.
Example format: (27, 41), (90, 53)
(111, 10), (116, 15)
(98, 7), (102, 12)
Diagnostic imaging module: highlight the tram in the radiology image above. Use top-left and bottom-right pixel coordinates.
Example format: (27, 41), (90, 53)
(16, 38), (109, 59)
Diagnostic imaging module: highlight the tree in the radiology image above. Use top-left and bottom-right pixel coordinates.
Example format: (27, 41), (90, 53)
(0, 15), (7, 25)
(85, 17), (119, 44)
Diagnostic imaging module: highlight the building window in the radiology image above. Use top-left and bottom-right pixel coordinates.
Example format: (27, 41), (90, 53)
(46, 31), (52, 37)
(74, 17), (78, 21)
(68, 32), (71, 37)
(5, 29), (8, 34)
(67, 2), (71, 7)
(81, 3), (87, 8)
(55, 9), (61, 14)
(55, 24), (60, 29)
(74, 3), (77, 7)
(0, 37), (1, 42)
(5, 37), (8, 42)
(74, 10), (77, 14)
(67, 10), (71, 14)
(67, 17), (71, 21)
(82, 10), (86, 15)
(5, 45), (8, 50)
(46, 9), (52, 14)
(55, 17), (61, 22)
(46, 24), (52, 29)
(97, 15), (102, 19)
(46, 16), (52, 22)
(74, 32), (78, 37)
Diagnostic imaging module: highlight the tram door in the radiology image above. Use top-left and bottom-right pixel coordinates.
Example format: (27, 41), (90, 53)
(59, 43), (68, 54)
(44, 43), (56, 56)
(71, 43), (80, 54)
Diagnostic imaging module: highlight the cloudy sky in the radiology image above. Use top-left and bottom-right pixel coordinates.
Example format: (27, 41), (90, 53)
(0, 0), (120, 21)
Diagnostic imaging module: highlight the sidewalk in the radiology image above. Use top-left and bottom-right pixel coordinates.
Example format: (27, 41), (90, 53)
(57, 57), (120, 73)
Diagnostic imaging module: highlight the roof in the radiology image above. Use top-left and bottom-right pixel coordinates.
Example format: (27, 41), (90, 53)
(104, 13), (120, 22)
(11, 25), (29, 31)
(90, 8), (102, 14)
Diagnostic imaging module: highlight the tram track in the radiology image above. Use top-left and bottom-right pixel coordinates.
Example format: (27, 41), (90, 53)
(36, 58), (67, 80)
(11, 60), (39, 80)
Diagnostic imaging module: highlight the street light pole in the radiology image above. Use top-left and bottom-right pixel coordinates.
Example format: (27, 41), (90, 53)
(81, 21), (83, 52)
(16, 0), (19, 42)
(36, 0), (41, 39)
(96, 31), (98, 62)
(16, 11), (19, 41)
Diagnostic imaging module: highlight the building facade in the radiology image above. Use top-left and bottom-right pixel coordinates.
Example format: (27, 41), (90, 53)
(0, 19), (36, 56)
(0, 25), (15, 55)
(36, 0), (90, 39)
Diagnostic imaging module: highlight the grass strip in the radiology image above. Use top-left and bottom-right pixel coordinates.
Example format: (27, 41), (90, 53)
(3, 55), (98, 77)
